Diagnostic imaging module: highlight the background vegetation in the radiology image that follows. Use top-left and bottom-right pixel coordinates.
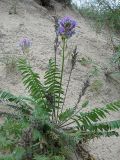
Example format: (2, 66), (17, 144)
(72, 0), (120, 34)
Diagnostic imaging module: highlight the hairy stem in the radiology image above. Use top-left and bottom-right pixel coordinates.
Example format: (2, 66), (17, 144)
(52, 35), (59, 122)
(52, 16), (59, 122)
(57, 38), (66, 122)
(61, 67), (73, 113)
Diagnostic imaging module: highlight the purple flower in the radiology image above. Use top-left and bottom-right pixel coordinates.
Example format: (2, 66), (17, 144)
(19, 38), (31, 53)
(58, 16), (77, 39)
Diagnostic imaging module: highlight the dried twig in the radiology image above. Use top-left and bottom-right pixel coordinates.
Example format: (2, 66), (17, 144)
(61, 46), (78, 113)
(75, 78), (90, 110)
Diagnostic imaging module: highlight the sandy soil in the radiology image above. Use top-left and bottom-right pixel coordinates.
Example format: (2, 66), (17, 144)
(0, 0), (120, 159)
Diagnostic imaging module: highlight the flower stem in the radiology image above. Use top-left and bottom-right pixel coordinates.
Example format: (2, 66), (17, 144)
(61, 67), (73, 113)
(57, 38), (66, 122)
(52, 35), (59, 122)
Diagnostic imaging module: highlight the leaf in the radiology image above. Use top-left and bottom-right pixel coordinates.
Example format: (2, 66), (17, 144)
(17, 58), (47, 109)
(44, 59), (64, 116)
(0, 90), (33, 115)
(90, 80), (103, 93)
(82, 100), (89, 108)
(34, 155), (49, 160)
(33, 106), (50, 120)
(77, 101), (120, 126)
(13, 147), (25, 160)
(0, 154), (14, 160)
(75, 130), (119, 140)
(33, 129), (42, 141)
(90, 66), (99, 77)
(82, 120), (120, 132)
(59, 108), (74, 121)
(0, 134), (13, 150)
(51, 156), (65, 160)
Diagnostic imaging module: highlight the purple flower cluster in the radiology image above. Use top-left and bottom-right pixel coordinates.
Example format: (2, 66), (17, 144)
(19, 38), (31, 53)
(58, 16), (77, 39)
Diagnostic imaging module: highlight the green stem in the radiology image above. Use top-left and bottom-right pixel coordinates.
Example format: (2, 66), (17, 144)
(52, 36), (58, 122)
(61, 67), (73, 113)
(57, 38), (66, 122)
(61, 120), (75, 128)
